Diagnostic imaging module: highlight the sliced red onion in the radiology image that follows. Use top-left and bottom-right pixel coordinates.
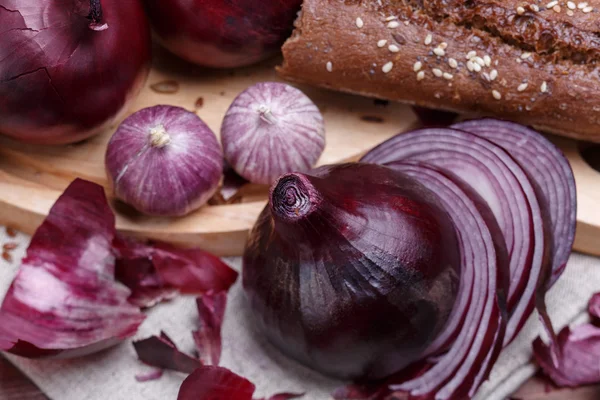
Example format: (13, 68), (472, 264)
(177, 366), (256, 400)
(221, 82), (325, 185)
(133, 331), (201, 374)
(114, 236), (238, 307)
(106, 105), (223, 216)
(362, 127), (546, 345)
(260, 393), (305, 400)
(452, 119), (576, 288)
(0, 179), (145, 358)
(386, 162), (505, 399)
(193, 291), (227, 366)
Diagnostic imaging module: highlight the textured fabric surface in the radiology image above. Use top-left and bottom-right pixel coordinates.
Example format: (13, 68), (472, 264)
(1, 226), (599, 400)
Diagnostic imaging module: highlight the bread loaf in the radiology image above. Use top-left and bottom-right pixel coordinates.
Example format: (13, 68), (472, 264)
(278, 0), (600, 142)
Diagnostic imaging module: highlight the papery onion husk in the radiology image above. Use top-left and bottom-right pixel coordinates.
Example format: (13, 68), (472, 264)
(362, 126), (547, 346)
(243, 163), (461, 380)
(221, 82), (325, 185)
(114, 235), (238, 308)
(143, 0), (302, 68)
(0, 0), (151, 144)
(105, 105), (223, 216)
(193, 291), (227, 366)
(178, 366), (256, 400)
(0, 179), (145, 358)
(133, 331), (202, 374)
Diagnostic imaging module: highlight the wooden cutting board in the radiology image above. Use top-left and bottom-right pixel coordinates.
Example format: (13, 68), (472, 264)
(0, 49), (598, 256)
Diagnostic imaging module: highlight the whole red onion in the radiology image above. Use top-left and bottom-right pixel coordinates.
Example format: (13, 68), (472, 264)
(0, 0), (151, 144)
(243, 163), (460, 380)
(142, 0), (302, 68)
(221, 82), (325, 184)
(105, 105), (223, 217)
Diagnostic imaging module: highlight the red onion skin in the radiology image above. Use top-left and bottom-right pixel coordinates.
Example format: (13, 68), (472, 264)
(142, 0), (302, 68)
(105, 105), (223, 216)
(0, 0), (151, 144)
(243, 163), (460, 380)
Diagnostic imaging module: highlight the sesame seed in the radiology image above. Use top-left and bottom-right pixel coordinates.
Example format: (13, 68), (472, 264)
(546, 0), (558, 8)
(433, 47), (446, 57)
(448, 58), (458, 68)
(483, 72), (491, 81)
(484, 55), (492, 67)
(517, 6), (526, 14)
(425, 34), (433, 45)
(417, 71), (425, 81)
(356, 17), (364, 28)
(473, 62), (482, 72)
(389, 44), (400, 52)
(567, 9), (575, 15)
(467, 60), (475, 71)
(474, 56), (485, 66)
(516, 58), (522, 63)
(382, 61), (394, 73)
(385, 15), (397, 21)
(583, 5), (593, 12)
(541, 81), (548, 92)
(413, 61), (423, 72)
(377, 39), (388, 48)
(432, 68), (443, 77)
(326, 61), (333, 72)
(518, 83), (529, 91)
(568, 1), (576, 9)
(531, 4), (540, 11)
(553, 4), (561, 12)
(466, 50), (477, 59)
(490, 69), (498, 80)
(578, 2), (588, 9)
(492, 90), (502, 100)
(387, 21), (400, 28)
(521, 52), (532, 59)
(404, 20), (410, 26)
(443, 72), (454, 80)
(439, 42), (448, 50)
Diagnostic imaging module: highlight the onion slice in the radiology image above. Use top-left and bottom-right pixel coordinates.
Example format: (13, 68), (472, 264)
(382, 162), (505, 399)
(0, 179), (145, 358)
(362, 127), (546, 345)
(452, 119), (576, 288)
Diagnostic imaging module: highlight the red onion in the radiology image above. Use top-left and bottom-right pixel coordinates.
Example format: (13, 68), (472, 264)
(362, 127), (546, 345)
(178, 366), (256, 400)
(221, 82), (325, 185)
(105, 105), (223, 216)
(143, 0), (302, 68)
(0, 179), (145, 358)
(133, 331), (202, 374)
(384, 162), (506, 399)
(452, 119), (576, 288)
(243, 163), (461, 380)
(0, 0), (151, 144)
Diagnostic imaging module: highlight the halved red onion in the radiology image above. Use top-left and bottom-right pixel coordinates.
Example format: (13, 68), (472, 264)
(362, 127), (546, 345)
(193, 291), (227, 366)
(0, 179), (145, 358)
(385, 162), (506, 399)
(452, 119), (576, 288)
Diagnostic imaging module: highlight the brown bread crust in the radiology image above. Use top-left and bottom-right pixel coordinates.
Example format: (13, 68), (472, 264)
(278, 0), (600, 141)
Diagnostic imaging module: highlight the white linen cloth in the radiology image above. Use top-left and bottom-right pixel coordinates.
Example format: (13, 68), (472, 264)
(1, 226), (599, 400)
